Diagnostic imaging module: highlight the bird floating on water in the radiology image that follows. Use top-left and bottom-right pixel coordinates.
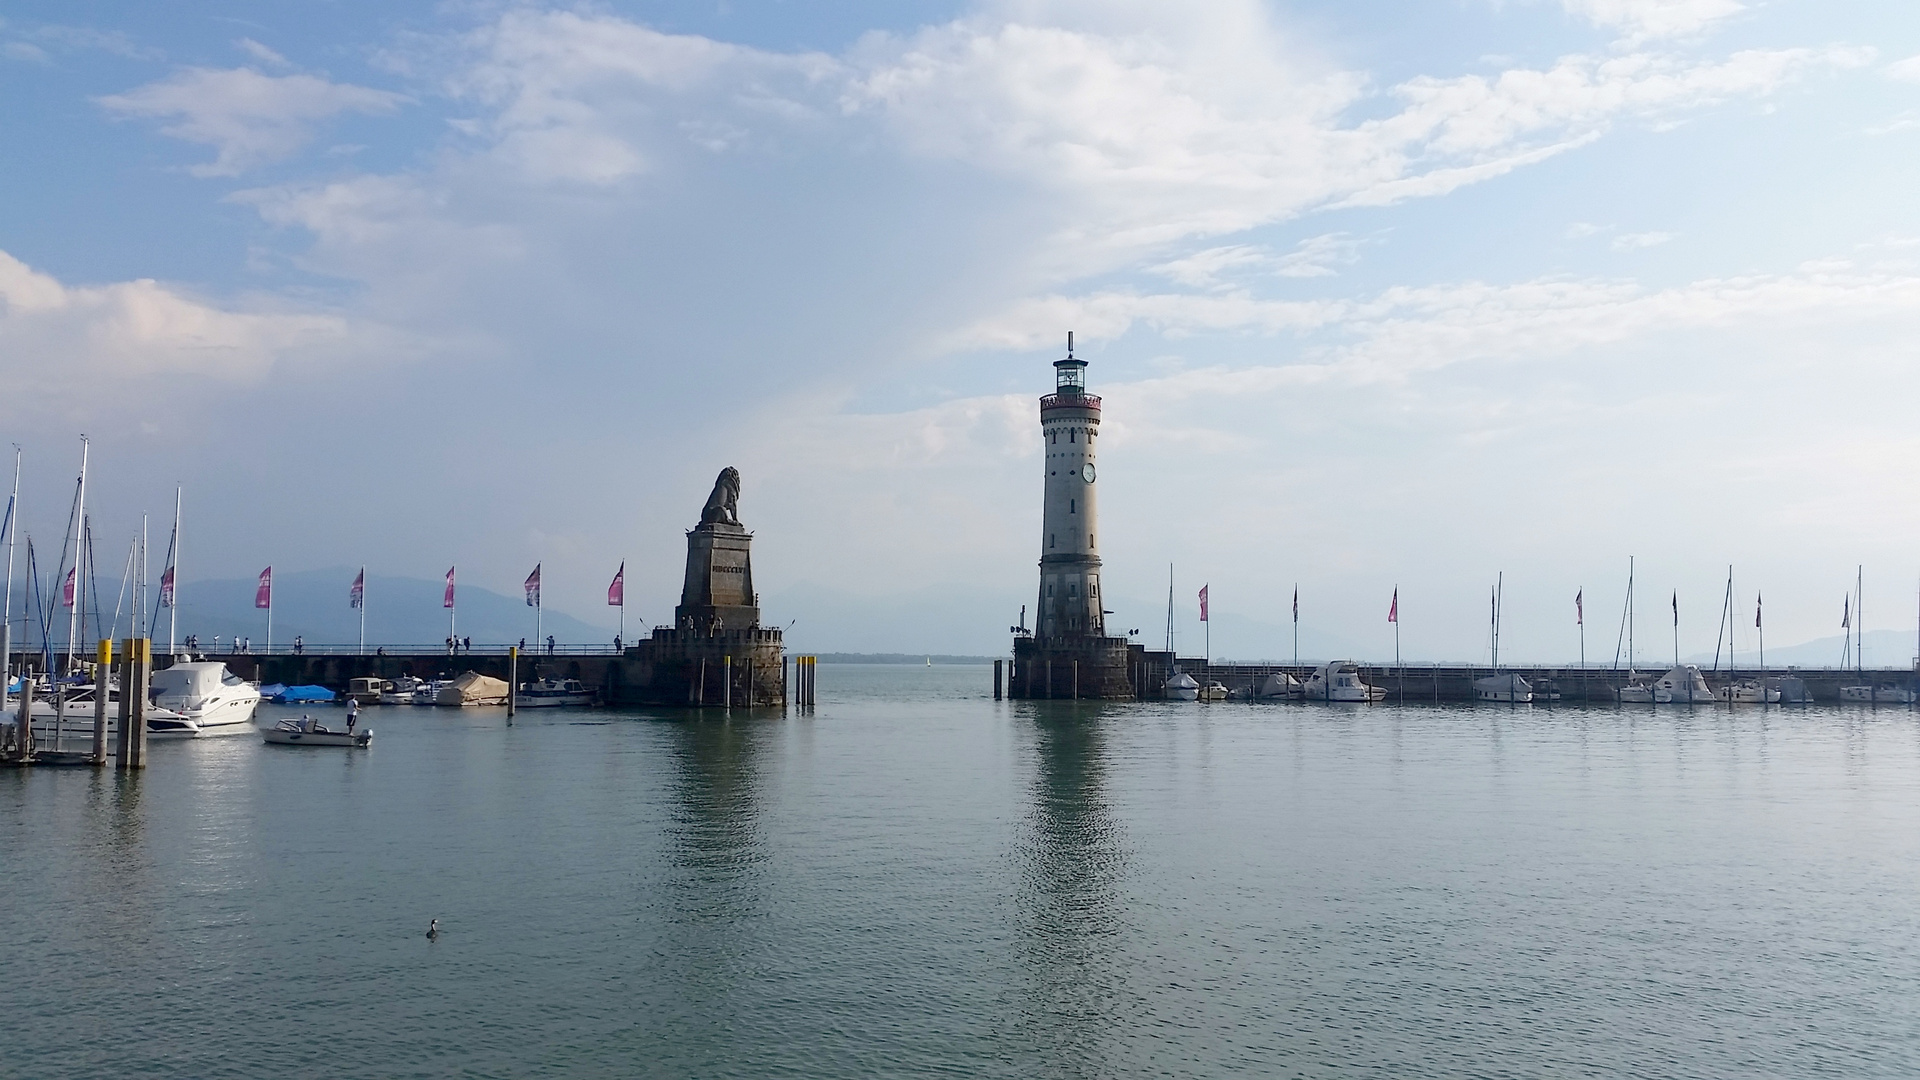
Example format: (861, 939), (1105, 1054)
(426, 919), (439, 940)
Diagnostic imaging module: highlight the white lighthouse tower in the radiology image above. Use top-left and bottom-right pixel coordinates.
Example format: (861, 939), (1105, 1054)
(1036, 333), (1105, 639)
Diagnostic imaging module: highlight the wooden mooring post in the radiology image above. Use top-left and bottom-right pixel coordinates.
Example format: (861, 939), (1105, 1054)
(993, 659), (1003, 700)
(506, 647), (517, 719)
(115, 638), (149, 770)
(724, 655), (733, 709)
(91, 639), (110, 765)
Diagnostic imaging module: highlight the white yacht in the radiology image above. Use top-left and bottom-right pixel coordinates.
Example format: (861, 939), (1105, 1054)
(1301, 661), (1386, 702)
(1473, 673), (1532, 703)
(1652, 664), (1715, 704)
(1841, 684), (1916, 704)
(27, 684), (198, 739)
(512, 677), (597, 708)
(1163, 671), (1199, 701)
(1196, 681), (1230, 702)
(148, 662), (262, 735)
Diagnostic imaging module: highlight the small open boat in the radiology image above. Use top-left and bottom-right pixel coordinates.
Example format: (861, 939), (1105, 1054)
(263, 717), (372, 747)
(1197, 681), (1230, 702)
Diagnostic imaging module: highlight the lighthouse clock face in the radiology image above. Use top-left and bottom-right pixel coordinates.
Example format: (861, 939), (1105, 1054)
(1081, 463), (1096, 483)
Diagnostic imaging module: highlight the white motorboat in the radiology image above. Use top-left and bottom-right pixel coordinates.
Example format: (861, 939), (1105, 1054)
(410, 679), (446, 705)
(1617, 674), (1656, 704)
(1653, 664), (1715, 704)
(26, 685), (199, 739)
(1256, 672), (1301, 699)
(1840, 684), (1917, 704)
(148, 662), (262, 735)
(380, 676), (427, 705)
(1301, 661), (1386, 702)
(1474, 673), (1533, 703)
(263, 716), (372, 747)
(1197, 681), (1230, 702)
(1163, 672), (1199, 701)
(1716, 679), (1781, 704)
(512, 677), (597, 708)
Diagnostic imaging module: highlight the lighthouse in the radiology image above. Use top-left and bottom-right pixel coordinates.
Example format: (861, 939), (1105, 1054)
(1010, 333), (1141, 699)
(1037, 333), (1105, 639)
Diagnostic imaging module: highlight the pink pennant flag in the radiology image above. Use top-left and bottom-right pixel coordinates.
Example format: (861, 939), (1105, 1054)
(444, 567), (456, 609)
(255, 567), (272, 609)
(61, 566), (75, 609)
(350, 568), (365, 609)
(1198, 584), (1209, 622)
(524, 564), (541, 607)
(608, 562), (625, 607)
(1575, 588), (1583, 626)
(1387, 588), (1398, 624)
(159, 565), (174, 608)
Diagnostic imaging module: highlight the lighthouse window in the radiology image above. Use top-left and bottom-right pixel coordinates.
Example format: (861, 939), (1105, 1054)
(1070, 429), (1077, 443)
(1049, 533), (1056, 548)
(1069, 583), (1078, 598)
(1069, 499), (1075, 514)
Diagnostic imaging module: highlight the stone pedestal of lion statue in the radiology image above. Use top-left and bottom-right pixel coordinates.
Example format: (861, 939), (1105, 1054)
(606, 467), (786, 707)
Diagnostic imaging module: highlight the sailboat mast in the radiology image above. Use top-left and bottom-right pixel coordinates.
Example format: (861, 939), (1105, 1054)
(1628, 556), (1636, 674)
(168, 487), (180, 655)
(62, 438), (88, 676)
(1, 448), (17, 694)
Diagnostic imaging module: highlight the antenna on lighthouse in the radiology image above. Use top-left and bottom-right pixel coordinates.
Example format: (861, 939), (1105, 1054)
(1067, 331), (1074, 358)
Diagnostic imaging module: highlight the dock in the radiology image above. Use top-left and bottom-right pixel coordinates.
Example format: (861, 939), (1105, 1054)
(1151, 660), (1920, 704)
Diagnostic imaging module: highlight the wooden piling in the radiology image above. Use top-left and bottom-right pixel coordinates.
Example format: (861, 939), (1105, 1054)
(507, 647), (517, 719)
(118, 639), (149, 769)
(91, 639), (110, 765)
(993, 659), (1003, 700)
(724, 655), (732, 709)
(1072, 660), (1079, 700)
(13, 666), (30, 761)
(697, 658), (707, 706)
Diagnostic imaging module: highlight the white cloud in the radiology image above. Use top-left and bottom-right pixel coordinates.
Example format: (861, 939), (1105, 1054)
(1889, 55), (1920, 83)
(1561, 0), (1743, 44)
(0, 248), (352, 388)
(1150, 234), (1365, 290)
(98, 67), (407, 176)
(1566, 221), (1608, 238)
(844, 5), (1861, 269)
(950, 262), (1920, 365)
(1611, 230), (1674, 249)
(3, 41), (48, 64)
(236, 38), (291, 68)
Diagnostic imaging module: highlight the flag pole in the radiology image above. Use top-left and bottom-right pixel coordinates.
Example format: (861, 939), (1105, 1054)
(266, 569), (273, 655)
(359, 566), (366, 655)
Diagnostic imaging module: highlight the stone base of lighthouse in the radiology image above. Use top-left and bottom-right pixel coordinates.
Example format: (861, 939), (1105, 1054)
(1009, 635), (1142, 700)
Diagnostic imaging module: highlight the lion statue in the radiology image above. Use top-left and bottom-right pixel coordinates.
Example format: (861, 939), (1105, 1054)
(699, 466), (741, 526)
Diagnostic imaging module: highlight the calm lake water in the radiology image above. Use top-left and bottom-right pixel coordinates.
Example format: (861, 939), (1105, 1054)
(5, 664), (1920, 1078)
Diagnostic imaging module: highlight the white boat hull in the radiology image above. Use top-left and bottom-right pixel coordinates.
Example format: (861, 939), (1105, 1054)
(264, 722), (371, 747)
(512, 693), (597, 708)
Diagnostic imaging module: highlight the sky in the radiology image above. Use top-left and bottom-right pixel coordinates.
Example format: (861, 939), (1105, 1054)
(3, 0), (1920, 662)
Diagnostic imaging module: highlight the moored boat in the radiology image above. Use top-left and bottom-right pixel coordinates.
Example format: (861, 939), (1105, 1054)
(148, 662), (262, 735)
(381, 676), (427, 705)
(1301, 661), (1386, 702)
(346, 677), (389, 706)
(1473, 673), (1532, 703)
(1653, 664), (1715, 704)
(1163, 671), (1199, 701)
(1255, 672), (1301, 699)
(1196, 681), (1229, 702)
(512, 677), (597, 708)
(1716, 679), (1781, 704)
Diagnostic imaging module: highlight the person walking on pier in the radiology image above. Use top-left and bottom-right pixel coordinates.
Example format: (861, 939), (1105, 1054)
(463, 636), (471, 653)
(546, 635), (555, 655)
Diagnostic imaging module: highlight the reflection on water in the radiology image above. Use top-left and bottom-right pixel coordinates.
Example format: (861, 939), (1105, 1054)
(1015, 703), (1131, 1077)
(6, 673), (1920, 1078)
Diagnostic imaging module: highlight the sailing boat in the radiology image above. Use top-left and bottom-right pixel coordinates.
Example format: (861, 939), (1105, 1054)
(1474, 572), (1531, 702)
(1616, 558), (1658, 704)
(1715, 566), (1778, 704)
(1161, 565), (1198, 701)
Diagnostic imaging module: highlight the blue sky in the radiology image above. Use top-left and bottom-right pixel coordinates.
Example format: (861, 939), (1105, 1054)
(3, 1), (1920, 661)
